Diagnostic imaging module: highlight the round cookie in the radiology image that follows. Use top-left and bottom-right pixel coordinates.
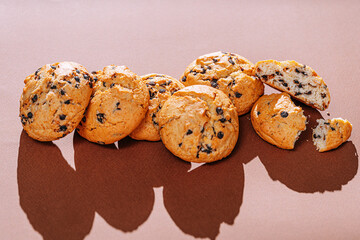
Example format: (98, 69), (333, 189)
(180, 51), (264, 115)
(158, 85), (239, 163)
(77, 65), (149, 144)
(130, 74), (185, 141)
(19, 62), (93, 141)
(251, 93), (307, 149)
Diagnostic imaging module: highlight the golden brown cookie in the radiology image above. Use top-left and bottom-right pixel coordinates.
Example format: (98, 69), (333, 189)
(20, 62), (93, 141)
(158, 85), (239, 163)
(251, 93), (307, 149)
(77, 65), (149, 144)
(180, 51), (263, 115)
(130, 74), (185, 141)
(254, 60), (330, 110)
(313, 118), (352, 152)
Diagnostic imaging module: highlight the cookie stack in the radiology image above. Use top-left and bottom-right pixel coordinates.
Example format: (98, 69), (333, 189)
(19, 53), (352, 163)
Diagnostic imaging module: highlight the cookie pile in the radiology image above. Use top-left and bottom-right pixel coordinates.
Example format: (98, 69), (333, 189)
(19, 52), (352, 163)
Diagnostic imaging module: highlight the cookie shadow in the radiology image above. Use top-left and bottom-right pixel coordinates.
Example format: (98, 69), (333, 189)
(163, 150), (245, 240)
(17, 130), (94, 240)
(73, 133), (191, 232)
(257, 104), (358, 193)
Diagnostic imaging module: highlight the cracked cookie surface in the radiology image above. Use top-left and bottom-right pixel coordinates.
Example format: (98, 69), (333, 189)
(251, 93), (307, 149)
(313, 118), (352, 152)
(130, 73), (185, 141)
(19, 61), (92, 141)
(180, 51), (263, 115)
(158, 85), (239, 163)
(77, 65), (149, 144)
(254, 60), (330, 110)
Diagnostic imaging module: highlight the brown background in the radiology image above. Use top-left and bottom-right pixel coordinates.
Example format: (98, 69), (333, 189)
(1, 0), (359, 239)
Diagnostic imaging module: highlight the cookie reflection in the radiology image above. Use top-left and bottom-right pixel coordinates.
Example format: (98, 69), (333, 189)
(17, 130), (94, 240)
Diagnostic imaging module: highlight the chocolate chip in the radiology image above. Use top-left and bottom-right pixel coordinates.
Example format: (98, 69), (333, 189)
(211, 81), (218, 88)
(149, 90), (155, 99)
(278, 79), (284, 82)
(35, 68), (41, 76)
(186, 129), (193, 135)
(93, 76), (98, 82)
(75, 84), (80, 89)
(294, 79), (299, 84)
(159, 89), (166, 93)
(89, 82), (93, 88)
(96, 113), (105, 123)
(275, 71), (280, 75)
(228, 57), (235, 65)
(82, 116), (86, 122)
(181, 76), (186, 82)
(201, 67), (206, 74)
(83, 74), (89, 80)
(313, 134), (318, 138)
(74, 76), (80, 82)
(282, 82), (288, 87)
(116, 102), (121, 110)
(213, 58), (219, 63)
(59, 114), (66, 120)
(50, 65), (56, 70)
(178, 143), (182, 147)
(103, 82), (106, 87)
(216, 107), (223, 115)
(200, 127), (205, 133)
(217, 131), (224, 139)
(50, 85), (57, 89)
(219, 118), (226, 123)
(295, 68), (300, 73)
(257, 111), (260, 116)
(298, 83), (303, 88)
(76, 69), (80, 74)
(321, 93), (327, 98)
(60, 89), (66, 95)
(27, 112), (33, 118)
(305, 91), (312, 95)
(295, 92), (302, 96)
(64, 100), (70, 104)
(235, 92), (242, 98)
(331, 127), (335, 131)
(31, 94), (38, 103)
(110, 83), (115, 88)
(262, 75), (268, 80)
(91, 71), (97, 74)
(280, 111), (288, 118)
(59, 125), (67, 131)
(148, 81), (156, 86)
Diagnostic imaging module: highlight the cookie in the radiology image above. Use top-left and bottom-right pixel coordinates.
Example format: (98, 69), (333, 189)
(254, 60), (330, 111)
(130, 74), (185, 141)
(313, 118), (352, 152)
(158, 85), (239, 163)
(180, 51), (263, 115)
(19, 62), (93, 141)
(77, 65), (149, 144)
(251, 93), (307, 149)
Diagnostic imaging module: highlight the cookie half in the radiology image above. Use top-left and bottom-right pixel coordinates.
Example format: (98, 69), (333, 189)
(251, 93), (307, 149)
(130, 74), (185, 141)
(254, 60), (330, 110)
(77, 65), (149, 144)
(20, 62), (93, 141)
(180, 51), (263, 115)
(313, 118), (352, 152)
(158, 85), (239, 163)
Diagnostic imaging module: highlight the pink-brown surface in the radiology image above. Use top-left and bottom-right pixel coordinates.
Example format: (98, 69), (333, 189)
(1, 0), (359, 239)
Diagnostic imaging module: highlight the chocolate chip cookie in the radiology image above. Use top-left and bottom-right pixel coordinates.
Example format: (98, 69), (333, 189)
(130, 73), (185, 141)
(77, 65), (149, 144)
(251, 93), (307, 149)
(254, 60), (330, 110)
(313, 118), (352, 152)
(180, 51), (264, 115)
(158, 85), (239, 163)
(20, 62), (93, 141)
